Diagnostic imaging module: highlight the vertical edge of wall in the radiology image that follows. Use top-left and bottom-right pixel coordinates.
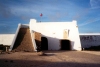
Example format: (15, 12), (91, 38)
(9, 23), (21, 51)
(30, 30), (37, 51)
(29, 19), (37, 51)
(34, 32), (41, 51)
(72, 20), (82, 51)
(76, 27), (82, 51)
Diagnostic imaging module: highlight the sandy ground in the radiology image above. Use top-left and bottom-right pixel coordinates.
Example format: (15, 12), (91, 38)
(81, 51), (100, 55)
(0, 51), (100, 67)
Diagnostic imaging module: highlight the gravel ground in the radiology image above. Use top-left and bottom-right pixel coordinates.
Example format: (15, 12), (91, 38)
(0, 51), (100, 67)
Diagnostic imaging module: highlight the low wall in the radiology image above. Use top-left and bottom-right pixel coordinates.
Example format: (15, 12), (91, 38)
(80, 34), (100, 48)
(0, 34), (15, 45)
(1, 33), (100, 50)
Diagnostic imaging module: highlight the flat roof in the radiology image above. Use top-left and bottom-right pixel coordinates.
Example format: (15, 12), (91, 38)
(80, 33), (100, 35)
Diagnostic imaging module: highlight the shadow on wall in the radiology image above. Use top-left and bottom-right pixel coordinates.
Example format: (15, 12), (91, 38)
(12, 28), (34, 52)
(36, 34), (73, 51)
(35, 39), (41, 51)
(12, 28), (27, 50)
(71, 41), (75, 50)
(35, 36), (48, 51)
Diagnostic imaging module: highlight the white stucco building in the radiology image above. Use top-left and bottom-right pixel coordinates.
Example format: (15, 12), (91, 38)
(0, 19), (82, 51)
(29, 19), (81, 50)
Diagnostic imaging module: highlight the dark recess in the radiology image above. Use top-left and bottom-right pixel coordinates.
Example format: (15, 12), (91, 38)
(41, 37), (48, 50)
(60, 39), (71, 50)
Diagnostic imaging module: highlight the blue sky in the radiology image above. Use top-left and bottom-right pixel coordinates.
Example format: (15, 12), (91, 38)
(0, 0), (100, 34)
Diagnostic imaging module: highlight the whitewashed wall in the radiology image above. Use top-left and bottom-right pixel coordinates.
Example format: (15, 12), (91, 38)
(0, 34), (15, 45)
(80, 33), (100, 48)
(29, 19), (81, 50)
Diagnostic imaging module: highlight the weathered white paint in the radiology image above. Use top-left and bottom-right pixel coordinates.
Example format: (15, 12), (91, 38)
(80, 33), (100, 48)
(29, 19), (81, 50)
(0, 34), (15, 45)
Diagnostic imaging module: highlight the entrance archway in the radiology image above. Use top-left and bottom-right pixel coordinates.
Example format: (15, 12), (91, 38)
(41, 37), (48, 50)
(60, 40), (71, 50)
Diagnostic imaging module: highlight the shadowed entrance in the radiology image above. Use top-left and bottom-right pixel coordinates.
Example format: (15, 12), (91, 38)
(41, 37), (48, 50)
(60, 40), (71, 50)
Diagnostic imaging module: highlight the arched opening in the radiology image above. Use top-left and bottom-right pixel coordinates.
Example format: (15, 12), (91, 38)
(41, 37), (48, 50)
(60, 39), (71, 50)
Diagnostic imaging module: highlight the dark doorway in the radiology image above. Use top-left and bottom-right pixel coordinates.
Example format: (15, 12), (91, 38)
(41, 37), (48, 50)
(60, 39), (71, 50)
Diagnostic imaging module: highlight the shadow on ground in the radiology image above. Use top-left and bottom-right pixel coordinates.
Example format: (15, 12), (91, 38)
(0, 58), (100, 67)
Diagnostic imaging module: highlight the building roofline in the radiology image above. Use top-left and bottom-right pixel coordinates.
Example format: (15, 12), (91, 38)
(80, 33), (100, 35)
